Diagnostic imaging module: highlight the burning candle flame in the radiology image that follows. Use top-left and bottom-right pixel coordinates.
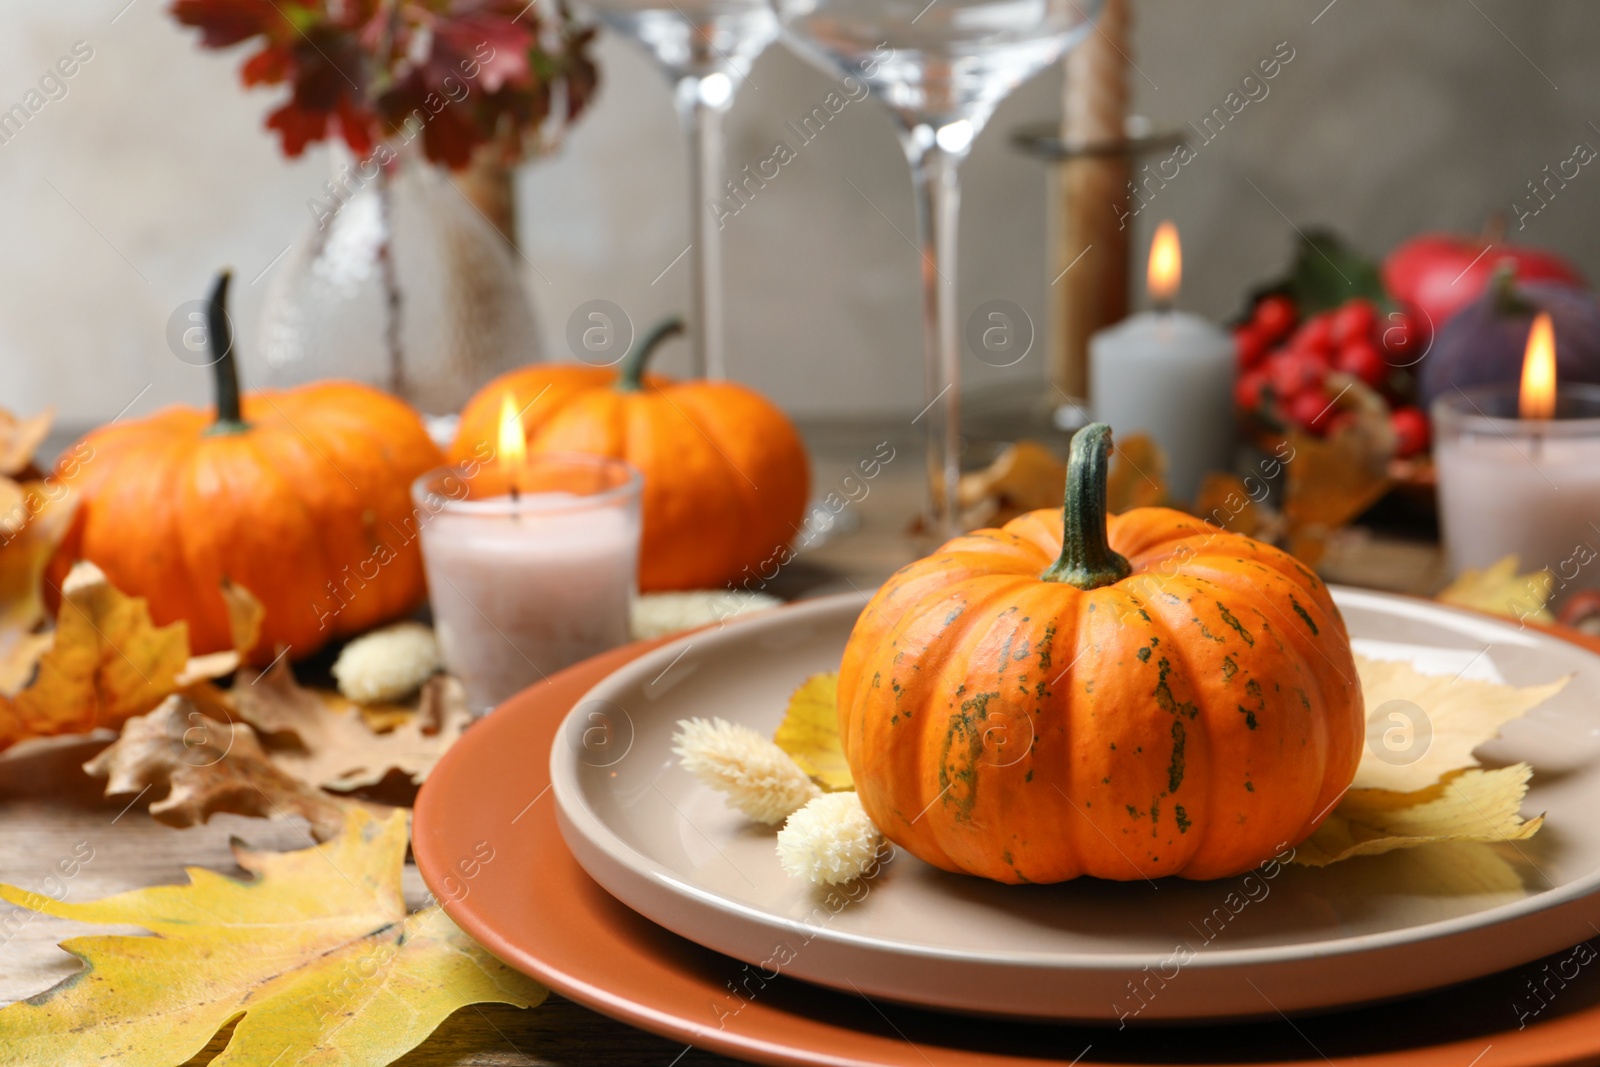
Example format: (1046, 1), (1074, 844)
(1147, 221), (1181, 305)
(497, 393), (527, 494)
(1519, 312), (1556, 420)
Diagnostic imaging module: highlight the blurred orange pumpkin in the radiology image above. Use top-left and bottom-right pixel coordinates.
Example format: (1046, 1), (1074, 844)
(450, 321), (810, 591)
(50, 273), (444, 661)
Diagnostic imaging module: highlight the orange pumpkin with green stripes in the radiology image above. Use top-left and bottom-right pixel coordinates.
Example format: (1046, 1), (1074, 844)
(837, 423), (1363, 883)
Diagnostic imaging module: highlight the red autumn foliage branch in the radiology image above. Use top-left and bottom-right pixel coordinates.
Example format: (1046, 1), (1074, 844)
(169, 0), (598, 167)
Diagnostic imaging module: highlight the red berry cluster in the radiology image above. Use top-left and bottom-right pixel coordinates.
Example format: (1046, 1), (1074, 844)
(1234, 295), (1430, 457)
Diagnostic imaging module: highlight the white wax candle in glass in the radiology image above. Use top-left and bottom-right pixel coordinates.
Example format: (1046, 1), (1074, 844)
(1089, 220), (1235, 504)
(1434, 312), (1600, 606)
(413, 398), (642, 715)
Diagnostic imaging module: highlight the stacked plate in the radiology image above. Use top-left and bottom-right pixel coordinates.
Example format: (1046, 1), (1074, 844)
(415, 588), (1600, 1066)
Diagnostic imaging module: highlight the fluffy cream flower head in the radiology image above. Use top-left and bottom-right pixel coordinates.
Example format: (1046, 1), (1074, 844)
(672, 717), (821, 826)
(776, 792), (883, 886)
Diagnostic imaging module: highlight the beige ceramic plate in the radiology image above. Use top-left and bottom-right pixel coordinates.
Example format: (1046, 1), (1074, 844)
(550, 589), (1600, 1023)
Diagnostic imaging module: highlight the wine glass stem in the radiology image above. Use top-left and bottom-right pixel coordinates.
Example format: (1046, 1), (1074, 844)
(676, 78), (727, 381)
(908, 143), (964, 539)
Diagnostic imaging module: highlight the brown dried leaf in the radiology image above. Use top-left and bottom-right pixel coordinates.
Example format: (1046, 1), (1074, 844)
(235, 662), (471, 792)
(1105, 433), (1168, 512)
(0, 407), (53, 477)
(83, 694), (353, 840)
(1282, 376), (1396, 565)
(957, 442), (1066, 525)
(1190, 473), (1267, 539)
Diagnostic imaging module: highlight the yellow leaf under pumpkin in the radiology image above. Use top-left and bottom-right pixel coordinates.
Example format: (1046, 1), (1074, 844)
(1293, 765), (1543, 867)
(1436, 555), (1554, 625)
(0, 808), (545, 1067)
(1353, 653), (1568, 793)
(774, 672), (853, 791)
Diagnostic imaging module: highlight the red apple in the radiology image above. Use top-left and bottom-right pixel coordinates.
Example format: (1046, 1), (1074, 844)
(1382, 233), (1584, 337)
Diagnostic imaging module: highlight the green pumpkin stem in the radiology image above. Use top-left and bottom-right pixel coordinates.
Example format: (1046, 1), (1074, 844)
(207, 270), (249, 434)
(1041, 422), (1133, 589)
(617, 317), (687, 392)
(1490, 261), (1534, 318)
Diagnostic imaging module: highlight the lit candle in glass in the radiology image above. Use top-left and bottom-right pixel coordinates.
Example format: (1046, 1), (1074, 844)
(1089, 221), (1236, 504)
(414, 396), (642, 715)
(1435, 312), (1600, 605)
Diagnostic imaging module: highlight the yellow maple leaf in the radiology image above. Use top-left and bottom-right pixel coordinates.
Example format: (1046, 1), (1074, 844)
(9, 561), (189, 739)
(774, 672), (853, 791)
(1436, 555), (1554, 625)
(1294, 765), (1543, 867)
(1354, 654), (1568, 793)
(0, 808), (545, 1067)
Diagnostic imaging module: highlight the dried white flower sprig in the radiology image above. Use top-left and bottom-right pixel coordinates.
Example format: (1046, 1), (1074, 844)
(776, 793), (883, 886)
(331, 622), (441, 704)
(672, 717), (821, 826)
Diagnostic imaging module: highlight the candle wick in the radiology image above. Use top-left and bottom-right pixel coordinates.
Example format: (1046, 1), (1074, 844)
(509, 481), (521, 520)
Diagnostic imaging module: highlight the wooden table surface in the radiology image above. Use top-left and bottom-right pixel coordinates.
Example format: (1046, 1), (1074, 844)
(0, 420), (1448, 1066)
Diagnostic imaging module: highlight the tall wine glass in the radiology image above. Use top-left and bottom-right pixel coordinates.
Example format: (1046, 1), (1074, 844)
(774, 0), (1099, 536)
(583, 0), (779, 380)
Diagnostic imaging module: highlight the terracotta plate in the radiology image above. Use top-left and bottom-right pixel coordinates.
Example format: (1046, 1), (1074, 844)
(416, 596), (1600, 1065)
(548, 591), (1600, 1022)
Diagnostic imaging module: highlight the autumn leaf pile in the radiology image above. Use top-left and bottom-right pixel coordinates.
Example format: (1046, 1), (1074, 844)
(0, 810), (544, 1067)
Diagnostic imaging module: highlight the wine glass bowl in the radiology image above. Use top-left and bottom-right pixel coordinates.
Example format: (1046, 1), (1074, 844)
(592, 0), (778, 82)
(774, 0), (1101, 536)
(776, 0), (1095, 130)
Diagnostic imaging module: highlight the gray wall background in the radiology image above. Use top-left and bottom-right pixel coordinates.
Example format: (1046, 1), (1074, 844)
(2, 1), (1597, 424)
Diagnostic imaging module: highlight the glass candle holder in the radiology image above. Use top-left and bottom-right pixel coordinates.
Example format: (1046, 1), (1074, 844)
(413, 454), (642, 715)
(1433, 384), (1600, 605)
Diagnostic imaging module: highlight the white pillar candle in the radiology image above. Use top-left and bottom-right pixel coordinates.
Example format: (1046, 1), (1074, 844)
(413, 452), (642, 715)
(1434, 315), (1600, 604)
(1089, 221), (1235, 504)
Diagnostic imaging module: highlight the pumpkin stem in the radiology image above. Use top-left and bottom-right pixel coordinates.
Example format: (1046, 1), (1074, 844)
(1041, 422), (1132, 589)
(206, 270), (249, 435)
(617, 317), (686, 393)
(1490, 261), (1534, 318)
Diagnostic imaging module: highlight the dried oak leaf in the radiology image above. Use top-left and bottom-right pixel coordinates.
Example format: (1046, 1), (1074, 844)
(0, 808), (546, 1067)
(1436, 555), (1554, 626)
(235, 660), (471, 792)
(82, 693), (352, 840)
(7, 561), (188, 743)
(774, 672), (852, 791)
(1105, 432), (1168, 512)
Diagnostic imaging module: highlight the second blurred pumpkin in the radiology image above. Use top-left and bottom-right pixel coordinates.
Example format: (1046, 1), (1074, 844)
(450, 322), (810, 591)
